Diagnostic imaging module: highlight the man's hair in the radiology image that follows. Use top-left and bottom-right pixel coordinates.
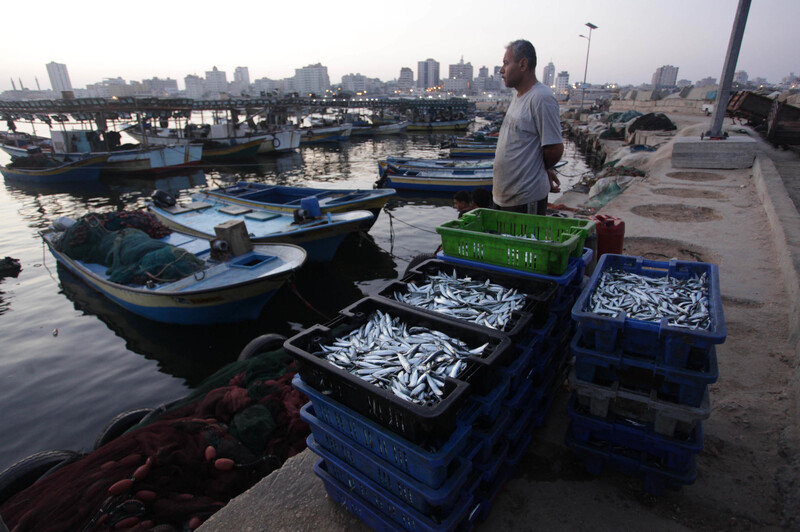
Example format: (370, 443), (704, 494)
(471, 187), (492, 208)
(507, 40), (537, 72)
(454, 190), (471, 203)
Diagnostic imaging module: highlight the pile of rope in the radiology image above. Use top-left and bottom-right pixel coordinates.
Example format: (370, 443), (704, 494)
(0, 349), (310, 531)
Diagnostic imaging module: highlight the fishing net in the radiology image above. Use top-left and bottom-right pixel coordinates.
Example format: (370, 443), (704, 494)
(56, 211), (205, 285)
(0, 349), (310, 532)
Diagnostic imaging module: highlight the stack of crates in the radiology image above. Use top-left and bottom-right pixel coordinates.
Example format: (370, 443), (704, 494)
(283, 211), (596, 530)
(567, 254), (726, 495)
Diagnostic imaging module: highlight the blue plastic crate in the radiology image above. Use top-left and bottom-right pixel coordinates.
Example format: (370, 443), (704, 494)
(571, 330), (718, 407)
(569, 369), (711, 439)
(472, 459), (515, 522)
(314, 458), (479, 532)
(469, 407), (512, 463)
(467, 373), (511, 423)
(295, 377), (476, 489)
(505, 420), (535, 468)
(565, 431), (697, 496)
(571, 254), (726, 370)
(436, 247), (592, 298)
(474, 437), (511, 485)
(567, 394), (704, 471)
(526, 319), (571, 386)
(307, 434), (473, 516)
(499, 333), (542, 395)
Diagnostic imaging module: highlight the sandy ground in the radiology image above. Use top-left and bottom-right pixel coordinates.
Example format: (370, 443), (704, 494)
(201, 114), (800, 532)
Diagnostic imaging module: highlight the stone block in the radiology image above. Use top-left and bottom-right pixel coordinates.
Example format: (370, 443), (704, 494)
(671, 136), (756, 169)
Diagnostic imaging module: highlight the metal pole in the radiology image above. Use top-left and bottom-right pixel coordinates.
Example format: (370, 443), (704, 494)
(709, 0), (751, 137)
(580, 22), (597, 115)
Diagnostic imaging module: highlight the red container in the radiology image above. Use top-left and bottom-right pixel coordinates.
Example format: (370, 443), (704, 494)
(591, 215), (625, 258)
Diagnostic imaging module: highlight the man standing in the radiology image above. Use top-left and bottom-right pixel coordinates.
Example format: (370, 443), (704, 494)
(493, 40), (564, 215)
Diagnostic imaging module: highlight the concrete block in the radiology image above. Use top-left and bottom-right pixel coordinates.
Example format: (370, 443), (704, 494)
(671, 136), (756, 169)
(214, 220), (253, 257)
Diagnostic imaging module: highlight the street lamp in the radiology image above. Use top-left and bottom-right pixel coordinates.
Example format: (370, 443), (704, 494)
(579, 22), (598, 115)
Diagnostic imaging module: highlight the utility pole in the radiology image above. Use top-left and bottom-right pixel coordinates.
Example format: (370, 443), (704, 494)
(709, 0), (751, 138)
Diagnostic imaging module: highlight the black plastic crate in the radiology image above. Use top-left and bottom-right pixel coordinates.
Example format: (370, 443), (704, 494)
(378, 258), (558, 341)
(284, 297), (513, 445)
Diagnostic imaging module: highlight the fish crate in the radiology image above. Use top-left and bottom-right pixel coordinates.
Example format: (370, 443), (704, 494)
(306, 433), (473, 516)
(565, 432), (697, 496)
(313, 459), (480, 532)
(472, 454), (516, 522)
(467, 373), (512, 423)
(571, 254), (726, 369)
(379, 258), (559, 341)
(284, 297), (513, 445)
(567, 394), (704, 472)
(436, 209), (595, 276)
(571, 330), (718, 408)
(295, 377), (477, 489)
(474, 438), (511, 485)
(469, 409), (513, 464)
(568, 369), (711, 439)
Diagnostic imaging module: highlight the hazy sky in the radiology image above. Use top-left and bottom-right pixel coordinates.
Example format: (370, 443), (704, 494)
(2, 0), (798, 92)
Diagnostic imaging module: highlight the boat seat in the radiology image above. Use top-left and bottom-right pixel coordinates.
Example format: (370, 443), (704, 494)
(218, 205), (252, 216)
(245, 211), (282, 222)
(162, 201), (212, 214)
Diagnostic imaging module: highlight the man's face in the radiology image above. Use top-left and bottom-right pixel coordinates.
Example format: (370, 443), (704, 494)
(500, 47), (524, 89)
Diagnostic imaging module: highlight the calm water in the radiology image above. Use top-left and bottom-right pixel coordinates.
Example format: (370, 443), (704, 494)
(0, 125), (591, 472)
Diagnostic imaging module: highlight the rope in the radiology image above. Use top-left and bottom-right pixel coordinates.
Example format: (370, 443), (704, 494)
(382, 209), (438, 234)
(288, 282), (330, 322)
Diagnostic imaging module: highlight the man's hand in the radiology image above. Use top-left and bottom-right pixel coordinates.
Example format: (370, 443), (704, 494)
(547, 168), (561, 193)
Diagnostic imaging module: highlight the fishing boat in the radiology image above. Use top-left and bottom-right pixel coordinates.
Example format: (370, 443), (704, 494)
(41, 217), (307, 325)
(300, 123), (353, 143)
(1, 154), (108, 184)
(198, 182), (396, 229)
(406, 119), (471, 132)
(448, 143), (496, 158)
(123, 124), (301, 160)
(0, 131), (53, 155)
(350, 121), (409, 136)
(376, 162), (493, 193)
(378, 157), (494, 178)
(22, 129), (202, 174)
(147, 194), (373, 262)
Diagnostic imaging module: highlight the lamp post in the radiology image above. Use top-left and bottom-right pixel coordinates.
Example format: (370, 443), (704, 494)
(579, 22), (598, 115)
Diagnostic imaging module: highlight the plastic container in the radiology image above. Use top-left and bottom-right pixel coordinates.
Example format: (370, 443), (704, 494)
(313, 459), (479, 532)
(569, 369), (711, 438)
(307, 434), (473, 516)
(469, 409), (512, 463)
(566, 432), (697, 496)
(566, 394), (704, 471)
(300, 196), (322, 217)
(284, 297), (513, 445)
(380, 258), (559, 339)
(571, 254), (726, 370)
(571, 330), (718, 407)
(295, 377), (475, 489)
(436, 209), (595, 275)
(591, 214), (625, 258)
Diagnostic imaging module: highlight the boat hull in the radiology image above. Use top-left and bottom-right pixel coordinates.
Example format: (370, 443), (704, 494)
(42, 230), (306, 324)
(0, 155), (107, 184)
(406, 119), (471, 131)
(382, 174), (493, 193)
(199, 183), (395, 230)
(300, 124), (353, 144)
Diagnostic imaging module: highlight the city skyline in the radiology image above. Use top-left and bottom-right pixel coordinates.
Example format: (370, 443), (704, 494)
(2, 0), (798, 93)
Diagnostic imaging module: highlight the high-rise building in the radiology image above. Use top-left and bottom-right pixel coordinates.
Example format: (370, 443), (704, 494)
(417, 58), (440, 90)
(651, 65), (679, 90)
(143, 77), (179, 95)
(734, 71), (748, 85)
(184, 74), (205, 99)
(342, 73), (367, 93)
(696, 76), (717, 88)
(295, 63), (330, 96)
(398, 67), (414, 91)
(205, 67), (228, 95)
(449, 57), (473, 81)
(555, 71), (570, 93)
(543, 62), (555, 87)
(46, 62), (72, 95)
(234, 67), (250, 86)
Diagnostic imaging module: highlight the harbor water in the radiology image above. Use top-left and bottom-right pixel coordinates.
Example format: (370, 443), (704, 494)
(0, 127), (592, 472)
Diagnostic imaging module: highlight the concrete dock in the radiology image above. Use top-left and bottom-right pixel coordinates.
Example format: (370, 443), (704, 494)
(200, 114), (800, 531)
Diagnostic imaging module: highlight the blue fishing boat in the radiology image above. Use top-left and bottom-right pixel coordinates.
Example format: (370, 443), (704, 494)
(376, 160), (493, 193)
(148, 194), (373, 262)
(0, 154), (108, 184)
(378, 157), (493, 178)
(198, 182), (396, 229)
(41, 218), (307, 325)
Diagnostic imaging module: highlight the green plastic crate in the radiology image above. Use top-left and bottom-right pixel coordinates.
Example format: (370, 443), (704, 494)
(436, 208), (596, 275)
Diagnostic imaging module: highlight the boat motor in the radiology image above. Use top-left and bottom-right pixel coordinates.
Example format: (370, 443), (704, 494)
(210, 238), (231, 261)
(150, 189), (176, 208)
